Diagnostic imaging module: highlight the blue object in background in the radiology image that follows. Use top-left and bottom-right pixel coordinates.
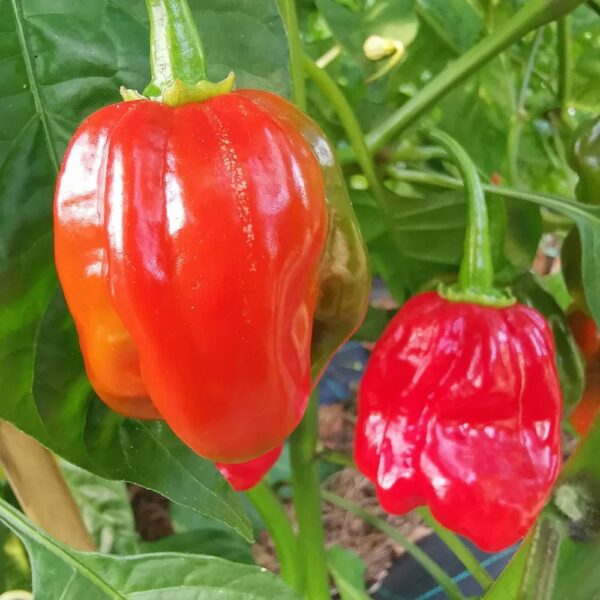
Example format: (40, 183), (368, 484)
(318, 341), (370, 405)
(374, 534), (517, 600)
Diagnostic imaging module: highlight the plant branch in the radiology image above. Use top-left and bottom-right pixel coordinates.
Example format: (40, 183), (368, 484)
(0, 421), (94, 551)
(290, 392), (330, 599)
(278, 0), (307, 111)
(557, 17), (572, 118)
(386, 167), (588, 221)
(316, 446), (355, 468)
(339, 0), (584, 161)
(586, 0), (600, 17)
(246, 482), (301, 593)
(321, 490), (466, 600)
(417, 508), (494, 591)
(303, 56), (392, 220)
(508, 26), (545, 186)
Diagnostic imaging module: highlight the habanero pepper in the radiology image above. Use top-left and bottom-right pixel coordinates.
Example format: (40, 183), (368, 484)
(54, 0), (369, 464)
(354, 130), (562, 552)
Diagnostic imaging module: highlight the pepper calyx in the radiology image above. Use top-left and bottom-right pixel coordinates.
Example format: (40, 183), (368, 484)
(120, 72), (235, 107)
(439, 282), (516, 308)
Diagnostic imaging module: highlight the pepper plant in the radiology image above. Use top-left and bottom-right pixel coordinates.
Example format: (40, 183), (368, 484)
(0, 0), (599, 599)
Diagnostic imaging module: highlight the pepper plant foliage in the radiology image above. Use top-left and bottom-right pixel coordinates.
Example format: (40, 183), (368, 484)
(1, 0), (600, 598)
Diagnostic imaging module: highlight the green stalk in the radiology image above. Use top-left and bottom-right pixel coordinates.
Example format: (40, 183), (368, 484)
(518, 516), (563, 600)
(417, 508), (493, 591)
(428, 129), (510, 305)
(303, 56), (388, 211)
(316, 446), (356, 469)
(278, 0), (307, 111)
(246, 482), (302, 593)
(557, 17), (572, 118)
(145, 0), (207, 95)
(587, 0), (600, 16)
(507, 27), (545, 186)
(321, 491), (466, 600)
(289, 392), (330, 600)
(385, 167), (581, 217)
(339, 0), (583, 161)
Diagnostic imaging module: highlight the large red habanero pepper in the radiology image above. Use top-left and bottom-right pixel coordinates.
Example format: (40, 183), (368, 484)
(54, 1), (369, 464)
(355, 131), (562, 552)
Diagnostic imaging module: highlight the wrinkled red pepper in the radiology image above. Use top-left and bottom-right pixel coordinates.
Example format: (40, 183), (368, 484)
(355, 291), (562, 551)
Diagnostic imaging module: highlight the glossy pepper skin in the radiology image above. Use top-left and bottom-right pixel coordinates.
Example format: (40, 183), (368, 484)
(55, 90), (369, 463)
(562, 117), (600, 313)
(355, 291), (562, 552)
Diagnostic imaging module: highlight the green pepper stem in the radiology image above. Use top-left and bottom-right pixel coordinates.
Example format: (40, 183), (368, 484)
(145, 0), (207, 97)
(429, 130), (496, 296)
(557, 17), (572, 120)
(289, 392), (330, 600)
(246, 482), (302, 593)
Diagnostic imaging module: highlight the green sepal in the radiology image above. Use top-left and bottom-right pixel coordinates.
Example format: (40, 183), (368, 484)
(120, 72), (235, 107)
(439, 282), (516, 308)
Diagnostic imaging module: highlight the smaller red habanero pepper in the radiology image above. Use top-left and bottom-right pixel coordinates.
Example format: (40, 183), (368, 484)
(355, 131), (562, 552)
(54, 0), (369, 466)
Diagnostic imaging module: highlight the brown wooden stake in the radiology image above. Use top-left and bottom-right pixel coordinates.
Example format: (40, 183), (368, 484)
(0, 420), (95, 551)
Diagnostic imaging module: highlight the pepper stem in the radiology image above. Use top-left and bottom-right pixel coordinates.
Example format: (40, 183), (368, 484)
(430, 129), (515, 307)
(121, 0), (234, 107)
(145, 0), (206, 95)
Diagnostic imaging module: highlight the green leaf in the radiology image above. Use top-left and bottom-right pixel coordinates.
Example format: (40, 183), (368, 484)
(511, 272), (584, 411)
(0, 0), (290, 541)
(139, 529), (254, 565)
(415, 0), (483, 54)
(571, 5), (600, 113)
(541, 272), (573, 313)
(351, 186), (463, 299)
(61, 461), (139, 555)
(327, 546), (370, 600)
(483, 415), (600, 600)
(0, 497), (299, 600)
